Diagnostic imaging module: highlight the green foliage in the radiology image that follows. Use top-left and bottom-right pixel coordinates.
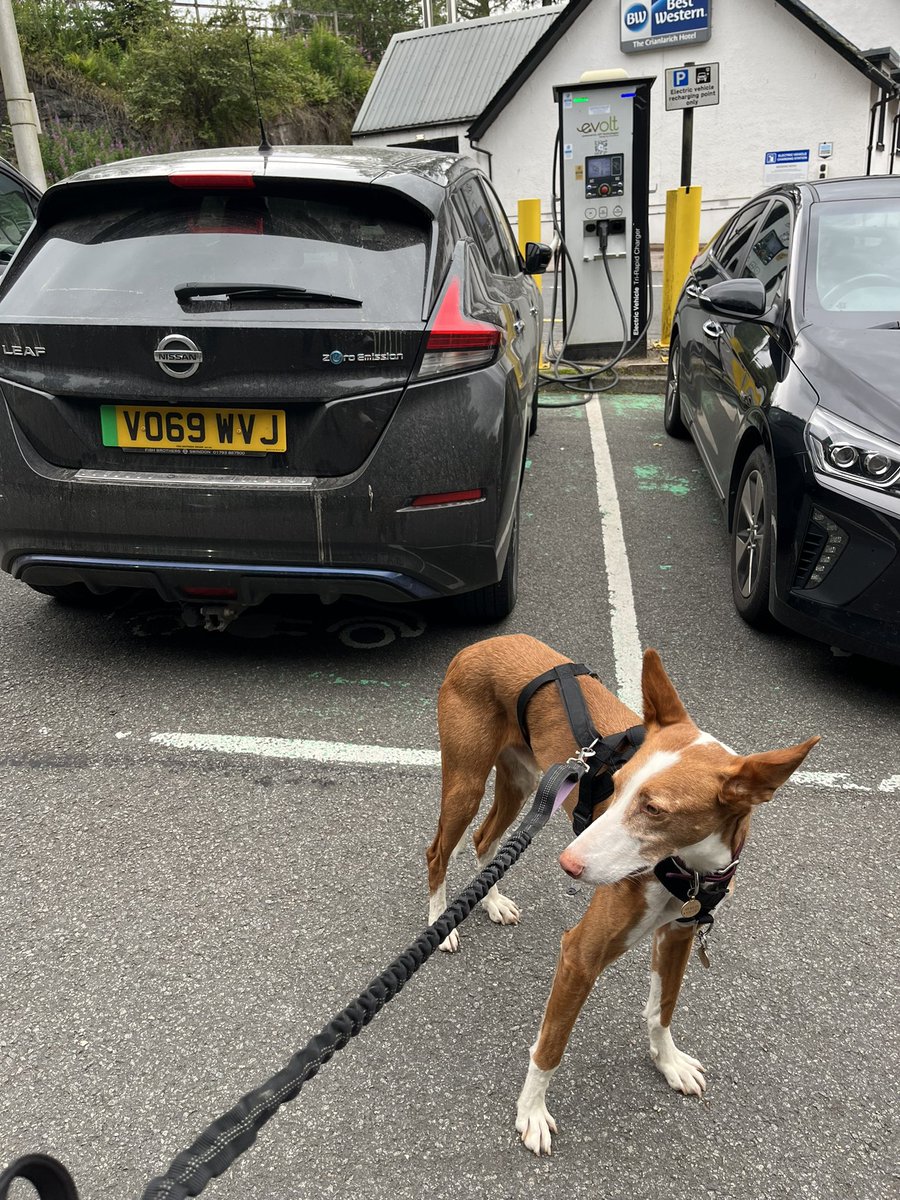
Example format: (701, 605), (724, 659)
(40, 119), (157, 184)
(12, 1), (377, 163)
(273, 1), (421, 62)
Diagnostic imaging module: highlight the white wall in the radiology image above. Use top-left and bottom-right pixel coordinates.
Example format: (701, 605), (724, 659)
(475, 0), (898, 244)
(809, 0), (899, 53)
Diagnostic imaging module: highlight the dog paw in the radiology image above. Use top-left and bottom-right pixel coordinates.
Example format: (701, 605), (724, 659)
(482, 891), (521, 926)
(652, 1045), (706, 1096)
(439, 929), (460, 953)
(516, 1102), (557, 1156)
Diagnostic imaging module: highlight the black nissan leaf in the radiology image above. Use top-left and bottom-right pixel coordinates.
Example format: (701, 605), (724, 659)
(665, 175), (900, 664)
(0, 147), (549, 625)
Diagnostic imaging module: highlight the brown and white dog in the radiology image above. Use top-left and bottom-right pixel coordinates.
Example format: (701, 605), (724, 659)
(425, 634), (818, 1155)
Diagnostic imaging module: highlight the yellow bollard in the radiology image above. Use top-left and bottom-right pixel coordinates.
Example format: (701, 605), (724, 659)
(517, 198), (542, 291)
(517, 198), (551, 368)
(660, 186), (702, 348)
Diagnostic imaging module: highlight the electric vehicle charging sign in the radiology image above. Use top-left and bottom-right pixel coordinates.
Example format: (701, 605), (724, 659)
(664, 62), (719, 110)
(764, 148), (811, 183)
(621, 0), (712, 53)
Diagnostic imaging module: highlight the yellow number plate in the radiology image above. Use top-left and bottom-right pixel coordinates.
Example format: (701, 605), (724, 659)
(100, 405), (287, 453)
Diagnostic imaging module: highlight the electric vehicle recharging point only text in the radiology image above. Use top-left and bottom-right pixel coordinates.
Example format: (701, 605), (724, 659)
(553, 75), (655, 362)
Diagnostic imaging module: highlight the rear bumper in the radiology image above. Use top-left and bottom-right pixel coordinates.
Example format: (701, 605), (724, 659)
(0, 368), (527, 603)
(12, 553), (440, 605)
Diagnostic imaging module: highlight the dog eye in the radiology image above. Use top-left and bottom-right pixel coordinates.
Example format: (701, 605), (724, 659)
(643, 801), (663, 816)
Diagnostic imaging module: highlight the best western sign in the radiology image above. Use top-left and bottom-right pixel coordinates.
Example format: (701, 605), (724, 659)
(621, 0), (712, 53)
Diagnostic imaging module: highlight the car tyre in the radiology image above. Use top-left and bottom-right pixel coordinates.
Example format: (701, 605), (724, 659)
(663, 335), (689, 438)
(731, 447), (775, 629)
(452, 504), (519, 624)
(27, 583), (125, 609)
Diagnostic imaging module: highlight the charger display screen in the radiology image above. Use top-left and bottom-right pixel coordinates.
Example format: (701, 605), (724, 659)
(587, 156), (613, 179)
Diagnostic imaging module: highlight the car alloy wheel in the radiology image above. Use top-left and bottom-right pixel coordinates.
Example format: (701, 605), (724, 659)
(663, 336), (689, 438)
(731, 446), (774, 628)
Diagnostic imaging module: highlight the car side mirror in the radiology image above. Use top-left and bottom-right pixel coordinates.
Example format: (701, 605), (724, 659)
(524, 241), (552, 275)
(699, 277), (767, 319)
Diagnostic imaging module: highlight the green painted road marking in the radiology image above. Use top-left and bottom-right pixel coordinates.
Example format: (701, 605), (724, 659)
(609, 394), (663, 418)
(634, 464), (690, 496)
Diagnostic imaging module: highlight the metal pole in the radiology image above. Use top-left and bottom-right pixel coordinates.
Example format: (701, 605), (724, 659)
(680, 63), (695, 191)
(0, 0), (46, 189)
(448, 0), (459, 22)
(422, 1), (433, 28)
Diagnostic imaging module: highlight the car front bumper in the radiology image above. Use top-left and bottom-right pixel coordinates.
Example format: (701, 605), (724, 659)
(772, 464), (900, 664)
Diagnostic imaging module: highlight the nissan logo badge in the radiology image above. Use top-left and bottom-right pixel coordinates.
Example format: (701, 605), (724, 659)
(154, 333), (202, 379)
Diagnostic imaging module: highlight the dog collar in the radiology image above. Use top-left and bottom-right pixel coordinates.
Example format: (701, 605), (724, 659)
(653, 851), (742, 926)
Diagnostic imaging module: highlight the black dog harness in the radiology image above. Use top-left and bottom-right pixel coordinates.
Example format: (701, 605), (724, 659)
(516, 662), (645, 836)
(516, 662), (741, 955)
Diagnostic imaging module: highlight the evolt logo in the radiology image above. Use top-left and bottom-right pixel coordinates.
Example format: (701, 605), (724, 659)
(576, 116), (620, 136)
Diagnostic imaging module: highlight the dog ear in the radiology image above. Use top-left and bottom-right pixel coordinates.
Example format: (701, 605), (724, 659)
(719, 735), (820, 807)
(641, 649), (690, 729)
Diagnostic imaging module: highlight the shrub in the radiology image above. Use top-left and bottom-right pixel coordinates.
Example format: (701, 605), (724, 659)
(40, 118), (163, 183)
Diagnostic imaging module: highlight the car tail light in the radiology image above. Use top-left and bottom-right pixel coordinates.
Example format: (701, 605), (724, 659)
(417, 277), (503, 379)
(410, 489), (484, 508)
(169, 173), (256, 189)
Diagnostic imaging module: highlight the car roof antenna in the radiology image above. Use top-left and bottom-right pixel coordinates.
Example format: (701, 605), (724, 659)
(245, 34), (273, 154)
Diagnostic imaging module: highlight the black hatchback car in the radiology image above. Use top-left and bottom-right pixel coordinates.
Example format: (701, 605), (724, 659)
(666, 175), (900, 664)
(0, 147), (547, 626)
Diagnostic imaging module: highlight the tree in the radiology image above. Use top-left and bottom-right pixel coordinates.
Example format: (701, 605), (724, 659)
(95, 1), (172, 49)
(273, 1), (420, 61)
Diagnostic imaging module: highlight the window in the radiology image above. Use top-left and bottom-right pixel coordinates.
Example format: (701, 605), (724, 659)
(804, 198), (900, 327)
(0, 181), (430, 322)
(477, 179), (522, 274)
(456, 176), (517, 276)
(743, 201), (792, 304)
(0, 172), (35, 266)
(715, 201), (768, 276)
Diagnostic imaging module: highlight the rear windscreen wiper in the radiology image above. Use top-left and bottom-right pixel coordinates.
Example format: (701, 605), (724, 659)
(175, 283), (362, 306)
(870, 320), (899, 329)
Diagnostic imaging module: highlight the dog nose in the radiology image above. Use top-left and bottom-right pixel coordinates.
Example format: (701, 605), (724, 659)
(559, 848), (584, 878)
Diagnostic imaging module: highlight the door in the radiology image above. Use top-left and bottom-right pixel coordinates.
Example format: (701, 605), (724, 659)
(707, 200), (794, 487)
(689, 200), (771, 492)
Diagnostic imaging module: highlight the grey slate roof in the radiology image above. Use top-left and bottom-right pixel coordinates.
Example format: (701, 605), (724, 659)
(351, 5), (565, 136)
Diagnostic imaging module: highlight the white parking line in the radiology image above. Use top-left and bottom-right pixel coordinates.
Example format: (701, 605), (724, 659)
(148, 730), (442, 767)
(139, 731), (894, 792)
(586, 397), (644, 712)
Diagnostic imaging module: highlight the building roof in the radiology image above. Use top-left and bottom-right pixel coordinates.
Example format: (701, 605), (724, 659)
(355, 0), (899, 145)
(351, 5), (565, 136)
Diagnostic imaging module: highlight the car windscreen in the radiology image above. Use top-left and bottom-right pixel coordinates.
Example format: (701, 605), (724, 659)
(804, 198), (900, 328)
(0, 180), (430, 323)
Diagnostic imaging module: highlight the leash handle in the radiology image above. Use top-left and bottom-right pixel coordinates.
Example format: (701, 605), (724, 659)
(142, 760), (583, 1200)
(0, 1155), (80, 1200)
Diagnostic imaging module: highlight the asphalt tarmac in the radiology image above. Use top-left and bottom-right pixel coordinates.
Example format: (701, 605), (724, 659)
(1, 394), (897, 1200)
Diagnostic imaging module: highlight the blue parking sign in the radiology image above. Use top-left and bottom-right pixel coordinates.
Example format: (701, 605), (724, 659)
(673, 69), (690, 87)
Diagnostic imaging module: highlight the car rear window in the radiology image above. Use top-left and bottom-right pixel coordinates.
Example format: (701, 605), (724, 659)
(0, 181), (431, 323)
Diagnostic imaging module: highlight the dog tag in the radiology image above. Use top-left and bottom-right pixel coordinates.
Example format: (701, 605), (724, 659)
(698, 943), (711, 969)
(680, 897), (701, 918)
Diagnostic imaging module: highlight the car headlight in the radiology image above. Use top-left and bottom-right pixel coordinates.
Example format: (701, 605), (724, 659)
(805, 408), (900, 493)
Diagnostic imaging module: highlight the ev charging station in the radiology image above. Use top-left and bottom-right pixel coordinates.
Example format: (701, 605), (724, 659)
(553, 75), (655, 360)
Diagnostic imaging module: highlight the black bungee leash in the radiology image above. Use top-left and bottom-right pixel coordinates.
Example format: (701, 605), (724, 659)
(0, 759), (586, 1200)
